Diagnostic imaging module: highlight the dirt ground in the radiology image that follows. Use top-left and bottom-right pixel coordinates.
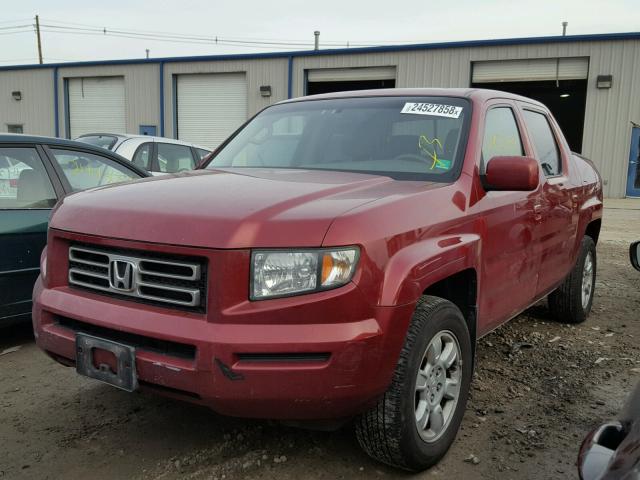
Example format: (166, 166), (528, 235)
(1, 201), (639, 480)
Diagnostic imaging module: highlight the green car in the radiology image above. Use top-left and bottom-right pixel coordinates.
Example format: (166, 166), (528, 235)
(0, 134), (148, 326)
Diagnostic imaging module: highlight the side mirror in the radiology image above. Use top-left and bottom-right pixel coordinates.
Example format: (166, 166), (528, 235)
(484, 156), (539, 191)
(631, 241), (640, 271)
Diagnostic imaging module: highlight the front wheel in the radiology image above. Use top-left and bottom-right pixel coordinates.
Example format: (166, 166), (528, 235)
(548, 235), (597, 324)
(355, 296), (472, 471)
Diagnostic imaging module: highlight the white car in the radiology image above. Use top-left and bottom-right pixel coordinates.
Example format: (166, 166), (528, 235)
(75, 134), (211, 175)
(0, 154), (30, 198)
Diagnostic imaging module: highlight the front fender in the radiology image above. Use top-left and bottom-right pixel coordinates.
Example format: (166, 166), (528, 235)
(378, 234), (481, 306)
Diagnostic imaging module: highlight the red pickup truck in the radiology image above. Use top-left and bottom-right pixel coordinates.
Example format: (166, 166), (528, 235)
(33, 88), (603, 471)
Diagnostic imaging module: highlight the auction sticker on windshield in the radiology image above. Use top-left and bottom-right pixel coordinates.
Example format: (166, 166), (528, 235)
(401, 103), (463, 119)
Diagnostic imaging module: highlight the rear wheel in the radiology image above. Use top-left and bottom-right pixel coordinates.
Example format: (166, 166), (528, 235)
(355, 296), (472, 471)
(548, 236), (597, 324)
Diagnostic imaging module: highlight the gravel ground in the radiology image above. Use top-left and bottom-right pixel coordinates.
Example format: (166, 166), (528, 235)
(1, 203), (639, 479)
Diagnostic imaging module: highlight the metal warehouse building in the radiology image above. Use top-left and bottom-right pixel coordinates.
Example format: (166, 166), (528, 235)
(1, 32), (639, 197)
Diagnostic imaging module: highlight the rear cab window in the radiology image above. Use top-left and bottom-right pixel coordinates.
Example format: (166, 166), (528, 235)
(521, 109), (562, 177)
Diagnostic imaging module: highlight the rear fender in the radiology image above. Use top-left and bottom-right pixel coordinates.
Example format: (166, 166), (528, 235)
(573, 153), (604, 244)
(379, 234), (481, 306)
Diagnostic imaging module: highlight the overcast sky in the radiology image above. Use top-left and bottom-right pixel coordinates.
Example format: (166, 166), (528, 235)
(2, 0), (639, 65)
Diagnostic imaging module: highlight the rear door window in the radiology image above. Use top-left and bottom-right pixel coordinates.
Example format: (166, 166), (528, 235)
(50, 148), (140, 191)
(481, 107), (524, 173)
(156, 143), (196, 173)
(522, 110), (562, 176)
(0, 147), (57, 209)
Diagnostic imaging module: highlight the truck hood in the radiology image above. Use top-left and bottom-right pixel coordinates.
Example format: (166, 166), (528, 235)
(51, 168), (444, 249)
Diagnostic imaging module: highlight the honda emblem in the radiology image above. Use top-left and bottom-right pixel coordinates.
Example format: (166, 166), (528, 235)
(109, 260), (136, 291)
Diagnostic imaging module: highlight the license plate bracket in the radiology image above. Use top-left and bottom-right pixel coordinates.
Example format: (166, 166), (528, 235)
(76, 333), (137, 392)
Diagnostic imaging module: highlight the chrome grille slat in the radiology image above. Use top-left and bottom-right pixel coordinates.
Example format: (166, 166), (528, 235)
(68, 279), (113, 292)
(69, 268), (109, 280)
(68, 245), (205, 310)
(69, 246), (110, 268)
(138, 259), (200, 281)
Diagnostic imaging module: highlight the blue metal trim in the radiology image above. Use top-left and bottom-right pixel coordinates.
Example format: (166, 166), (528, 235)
(303, 69), (308, 96)
(159, 62), (165, 137)
(287, 56), (293, 99)
(63, 78), (70, 139)
(626, 126), (640, 197)
(53, 67), (59, 137)
(172, 74), (178, 139)
(1, 32), (639, 72)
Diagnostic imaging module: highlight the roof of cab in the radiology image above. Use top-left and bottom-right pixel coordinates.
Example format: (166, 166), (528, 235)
(278, 87), (546, 108)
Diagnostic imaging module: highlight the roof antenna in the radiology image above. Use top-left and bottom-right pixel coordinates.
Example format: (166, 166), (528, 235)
(562, 21), (568, 36)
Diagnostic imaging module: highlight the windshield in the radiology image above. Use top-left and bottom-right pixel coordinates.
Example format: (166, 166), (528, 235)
(76, 135), (118, 151)
(207, 96), (471, 181)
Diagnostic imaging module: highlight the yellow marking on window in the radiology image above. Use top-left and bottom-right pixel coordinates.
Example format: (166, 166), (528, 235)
(418, 135), (448, 170)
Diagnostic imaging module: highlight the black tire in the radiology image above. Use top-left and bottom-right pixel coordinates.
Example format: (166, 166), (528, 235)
(548, 235), (597, 324)
(355, 296), (473, 471)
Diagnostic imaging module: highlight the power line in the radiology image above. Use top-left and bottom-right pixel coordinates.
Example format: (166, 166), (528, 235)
(37, 29), (306, 50)
(0, 16), (435, 65)
(0, 16), (430, 47)
(40, 18), (424, 47)
(39, 24), (316, 47)
(0, 29), (33, 36)
(0, 18), (32, 25)
(43, 18), (341, 44)
(0, 24), (33, 30)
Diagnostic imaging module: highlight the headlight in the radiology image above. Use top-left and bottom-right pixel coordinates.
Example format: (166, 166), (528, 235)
(251, 247), (359, 299)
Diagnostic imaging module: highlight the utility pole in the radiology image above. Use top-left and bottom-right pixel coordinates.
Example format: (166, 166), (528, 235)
(36, 15), (42, 64)
(35, 14), (43, 64)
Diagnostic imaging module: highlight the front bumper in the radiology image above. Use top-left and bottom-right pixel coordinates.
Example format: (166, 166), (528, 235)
(33, 272), (414, 420)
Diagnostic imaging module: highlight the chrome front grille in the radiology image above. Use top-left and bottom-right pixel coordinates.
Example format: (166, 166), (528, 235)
(68, 245), (206, 310)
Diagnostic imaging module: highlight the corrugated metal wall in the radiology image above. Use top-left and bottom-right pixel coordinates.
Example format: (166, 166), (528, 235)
(56, 63), (160, 138)
(291, 39), (640, 197)
(0, 68), (54, 135)
(0, 38), (638, 196)
(162, 57), (288, 138)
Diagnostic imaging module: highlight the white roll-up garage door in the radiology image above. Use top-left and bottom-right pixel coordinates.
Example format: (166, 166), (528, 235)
(307, 66), (396, 82)
(176, 73), (247, 149)
(68, 76), (126, 138)
(472, 57), (589, 83)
